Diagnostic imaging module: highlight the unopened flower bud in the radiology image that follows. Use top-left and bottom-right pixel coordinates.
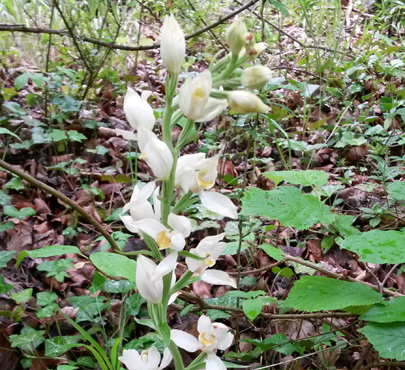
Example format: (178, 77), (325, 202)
(241, 65), (272, 89)
(160, 14), (186, 75)
(227, 91), (270, 114)
(225, 19), (248, 56)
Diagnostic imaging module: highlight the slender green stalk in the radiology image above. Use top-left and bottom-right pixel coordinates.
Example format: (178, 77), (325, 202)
(169, 341), (186, 370)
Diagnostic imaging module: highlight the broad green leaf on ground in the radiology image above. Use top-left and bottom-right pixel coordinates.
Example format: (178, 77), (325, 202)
(263, 170), (328, 187)
(261, 244), (284, 261)
(9, 327), (45, 352)
(45, 336), (81, 357)
(16, 245), (84, 267)
(359, 322), (405, 360)
(387, 181), (405, 201)
(361, 297), (405, 323)
(11, 288), (33, 304)
(333, 214), (361, 237)
(338, 230), (405, 264)
(3, 205), (35, 220)
(37, 292), (58, 306)
(0, 190), (12, 205)
(284, 276), (382, 312)
(241, 186), (335, 230)
(0, 251), (15, 268)
(89, 252), (136, 282)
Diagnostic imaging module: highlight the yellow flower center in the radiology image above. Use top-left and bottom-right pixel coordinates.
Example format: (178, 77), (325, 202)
(156, 231), (171, 249)
(192, 87), (206, 99)
(197, 171), (214, 190)
(140, 350), (148, 362)
(199, 331), (216, 347)
(139, 152), (148, 160)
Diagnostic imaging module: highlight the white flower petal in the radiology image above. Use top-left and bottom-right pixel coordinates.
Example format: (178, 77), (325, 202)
(146, 346), (161, 370)
(159, 348), (173, 369)
(119, 349), (143, 370)
(116, 128), (137, 141)
(168, 213), (192, 238)
(175, 153), (206, 193)
(170, 233), (186, 252)
(131, 219), (167, 239)
(130, 201), (155, 221)
(152, 186), (162, 221)
(201, 269), (237, 288)
(152, 252), (178, 282)
(185, 248), (202, 273)
(137, 126), (157, 153)
(206, 353), (226, 370)
(121, 215), (141, 234)
(213, 324), (234, 351)
(200, 191), (238, 219)
(124, 87), (155, 131)
(123, 181), (156, 214)
(143, 138), (174, 180)
(197, 315), (213, 335)
(194, 97), (228, 122)
(161, 15), (185, 75)
(171, 329), (201, 352)
(136, 256), (163, 304)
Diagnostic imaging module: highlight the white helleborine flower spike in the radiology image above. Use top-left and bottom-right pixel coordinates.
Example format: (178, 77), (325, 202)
(136, 255), (164, 304)
(225, 19), (248, 56)
(124, 87), (155, 131)
(241, 65), (272, 90)
(119, 346), (172, 370)
(161, 14), (186, 75)
(186, 233), (236, 288)
(171, 315), (234, 370)
(137, 127), (174, 180)
(227, 91), (270, 114)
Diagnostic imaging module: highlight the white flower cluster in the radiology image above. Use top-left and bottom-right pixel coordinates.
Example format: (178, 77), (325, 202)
(118, 14), (272, 370)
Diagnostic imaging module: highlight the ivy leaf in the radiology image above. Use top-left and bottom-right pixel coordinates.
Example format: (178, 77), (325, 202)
(241, 186), (335, 230)
(361, 297), (405, 323)
(9, 327), (45, 352)
(67, 130), (87, 142)
(359, 322), (405, 360)
(338, 230), (405, 264)
(0, 190), (12, 206)
(3, 205), (35, 220)
(284, 276), (382, 312)
(11, 288), (33, 304)
(5, 176), (24, 190)
(0, 274), (13, 294)
(37, 292), (58, 306)
(45, 336), (81, 357)
(0, 251), (15, 268)
(14, 73), (30, 90)
(387, 181), (405, 201)
(263, 170), (328, 187)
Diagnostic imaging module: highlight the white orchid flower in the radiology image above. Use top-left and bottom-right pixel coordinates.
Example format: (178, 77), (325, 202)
(227, 90), (270, 114)
(119, 346), (172, 370)
(136, 255), (165, 304)
(161, 14), (186, 75)
(124, 87), (155, 131)
(175, 154), (238, 219)
(137, 127), (174, 181)
(179, 71), (227, 122)
(185, 234), (236, 288)
(171, 315), (234, 370)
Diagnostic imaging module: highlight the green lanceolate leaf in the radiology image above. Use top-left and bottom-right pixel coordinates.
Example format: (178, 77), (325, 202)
(361, 297), (405, 323)
(338, 230), (405, 264)
(16, 245), (84, 268)
(263, 170), (328, 187)
(359, 322), (405, 360)
(241, 186), (335, 230)
(284, 276), (383, 312)
(90, 252), (136, 282)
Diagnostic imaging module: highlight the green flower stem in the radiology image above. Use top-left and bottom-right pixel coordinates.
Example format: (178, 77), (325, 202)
(175, 119), (195, 150)
(161, 152), (178, 226)
(212, 57), (240, 87)
(169, 340), (185, 370)
(170, 270), (193, 294)
(163, 73), (178, 148)
(172, 191), (194, 214)
(209, 90), (229, 100)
